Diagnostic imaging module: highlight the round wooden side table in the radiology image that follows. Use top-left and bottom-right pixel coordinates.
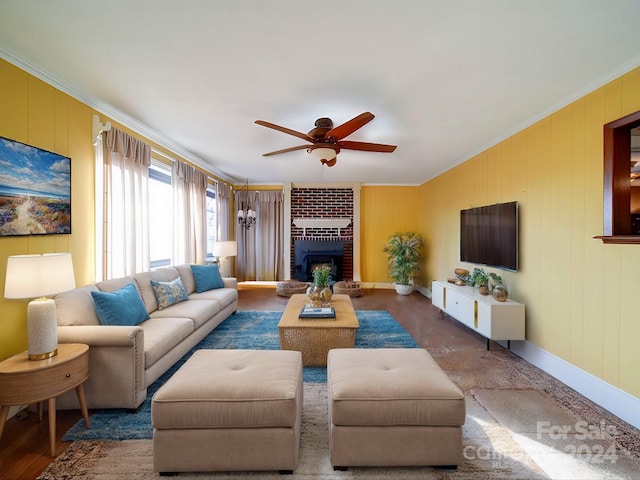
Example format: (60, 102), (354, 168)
(0, 343), (91, 457)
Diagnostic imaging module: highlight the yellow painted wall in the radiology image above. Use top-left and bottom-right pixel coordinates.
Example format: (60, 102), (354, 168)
(0, 59), (203, 360)
(0, 60), (96, 360)
(420, 65), (640, 398)
(360, 185), (422, 282)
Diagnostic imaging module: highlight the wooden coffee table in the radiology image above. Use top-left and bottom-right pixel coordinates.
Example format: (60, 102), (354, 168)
(278, 294), (359, 366)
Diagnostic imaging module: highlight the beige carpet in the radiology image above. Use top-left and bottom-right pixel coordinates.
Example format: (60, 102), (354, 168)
(39, 383), (548, 480)
(40, 347), (640, 479)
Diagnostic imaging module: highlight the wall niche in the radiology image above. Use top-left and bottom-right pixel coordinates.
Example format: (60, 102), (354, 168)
(597, 110), (640, 244)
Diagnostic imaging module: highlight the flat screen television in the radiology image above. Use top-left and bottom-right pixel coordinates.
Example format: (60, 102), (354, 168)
(0, 136), (71, 236)
(460, 201), (518, 271)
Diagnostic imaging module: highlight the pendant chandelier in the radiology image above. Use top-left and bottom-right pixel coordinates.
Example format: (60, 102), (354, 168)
(237, 179), (256, 229)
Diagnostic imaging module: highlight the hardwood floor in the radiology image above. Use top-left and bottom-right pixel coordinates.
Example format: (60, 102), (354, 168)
(0, 287), (482, 480)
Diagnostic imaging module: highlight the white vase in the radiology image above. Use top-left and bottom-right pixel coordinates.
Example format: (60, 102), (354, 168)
(394, 283), (413, 295)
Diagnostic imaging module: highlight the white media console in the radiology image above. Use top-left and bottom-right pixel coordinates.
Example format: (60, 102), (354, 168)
(431, 280), (525, 349)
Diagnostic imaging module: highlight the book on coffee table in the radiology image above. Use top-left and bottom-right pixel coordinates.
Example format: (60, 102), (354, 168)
(299, 304), (336, 319)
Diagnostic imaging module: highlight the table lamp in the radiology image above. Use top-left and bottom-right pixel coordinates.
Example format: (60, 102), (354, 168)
(212, 241), (237, 277)
(4, 253), (76, 360)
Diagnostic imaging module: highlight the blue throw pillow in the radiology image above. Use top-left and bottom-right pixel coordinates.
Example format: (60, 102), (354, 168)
(191, 264), (224, 293)
(151, 277), (188, 310)
(91, 283), (150, 326)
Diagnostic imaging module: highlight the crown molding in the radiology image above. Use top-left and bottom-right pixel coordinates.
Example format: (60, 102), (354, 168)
(0, 45), (235, 184)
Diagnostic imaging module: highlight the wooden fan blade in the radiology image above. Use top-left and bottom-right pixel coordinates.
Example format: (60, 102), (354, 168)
(338, 140), (397, 153)
(255, 120), (315, 143)
(325, 112), (375, 140)
(262, 144), (310, 156)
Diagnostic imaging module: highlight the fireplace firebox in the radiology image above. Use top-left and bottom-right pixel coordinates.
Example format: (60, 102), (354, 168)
(294, 240), (344, 282)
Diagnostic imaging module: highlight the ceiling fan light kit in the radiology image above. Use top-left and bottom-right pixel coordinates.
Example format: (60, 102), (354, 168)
(255, 111), (397, 167)
(307, 146), (338, 166)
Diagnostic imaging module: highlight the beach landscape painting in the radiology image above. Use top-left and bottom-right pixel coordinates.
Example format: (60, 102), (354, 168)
(0, 136), (71, 236)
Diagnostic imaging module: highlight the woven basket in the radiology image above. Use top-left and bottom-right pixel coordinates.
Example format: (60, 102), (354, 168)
(333, 281), (362, 297)
(276, 281), (309, 297)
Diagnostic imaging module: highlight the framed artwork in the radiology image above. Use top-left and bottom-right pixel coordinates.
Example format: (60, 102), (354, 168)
(0, 136), (71, 236)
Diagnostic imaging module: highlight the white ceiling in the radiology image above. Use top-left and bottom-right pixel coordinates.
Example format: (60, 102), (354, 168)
(1, 0), (640, 185)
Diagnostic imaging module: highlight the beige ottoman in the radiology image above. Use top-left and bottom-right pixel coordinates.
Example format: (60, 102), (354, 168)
(327, 348), (465, 469)
(152, 349), (303, 474)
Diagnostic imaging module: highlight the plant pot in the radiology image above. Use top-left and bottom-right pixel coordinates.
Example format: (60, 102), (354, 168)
(394, 283), (413, 295)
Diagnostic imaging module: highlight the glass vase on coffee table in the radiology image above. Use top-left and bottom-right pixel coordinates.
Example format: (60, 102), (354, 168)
(306, 264), (333, 307)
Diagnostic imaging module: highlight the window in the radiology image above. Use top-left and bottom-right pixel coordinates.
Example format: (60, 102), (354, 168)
(206, 187), (217, 261)
(598, 110), (640, 244)
(149, 162), (173, 267)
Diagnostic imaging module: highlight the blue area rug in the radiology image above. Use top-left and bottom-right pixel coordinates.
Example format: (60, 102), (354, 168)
(63, 310), (417, 441)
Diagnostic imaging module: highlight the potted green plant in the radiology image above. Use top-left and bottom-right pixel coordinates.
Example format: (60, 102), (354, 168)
(466, 267), (503, 295)
(463, 268), (486, 294)
(383, 232), (424, 295)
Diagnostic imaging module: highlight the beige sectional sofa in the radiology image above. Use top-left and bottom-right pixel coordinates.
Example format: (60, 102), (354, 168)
(52, 264), (238, 410)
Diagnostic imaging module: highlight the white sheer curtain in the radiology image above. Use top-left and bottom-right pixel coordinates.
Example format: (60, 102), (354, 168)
(172, 161), (208, 265)
(101, 128), (151, 279)
(236, 190), (284, 281)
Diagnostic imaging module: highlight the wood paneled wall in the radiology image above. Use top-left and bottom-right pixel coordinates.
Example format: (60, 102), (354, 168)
(420, 66), (640, 398)
(360, 186), (421, 282)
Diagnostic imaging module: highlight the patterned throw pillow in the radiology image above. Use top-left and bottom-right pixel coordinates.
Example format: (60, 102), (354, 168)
(150, 277), (189, 310)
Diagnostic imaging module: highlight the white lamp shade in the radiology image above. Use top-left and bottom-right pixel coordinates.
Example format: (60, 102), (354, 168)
(308, 147), (337, 161)
(4, 253), (76, 299)
(212, 241), (237, 258)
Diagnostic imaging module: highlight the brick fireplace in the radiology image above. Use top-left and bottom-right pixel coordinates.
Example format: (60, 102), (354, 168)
(290, 187), (354, 281)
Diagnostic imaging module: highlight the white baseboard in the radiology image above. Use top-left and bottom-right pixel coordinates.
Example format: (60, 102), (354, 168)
(359, 282), (395, 289)
(510, 340), (640, 430)
(416, 285), (430, 297)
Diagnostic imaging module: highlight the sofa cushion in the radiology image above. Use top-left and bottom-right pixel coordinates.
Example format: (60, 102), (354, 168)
(91, 283), (150, 326)
(54, 285), (101, 326)
(174, 264), (196, 295)
(191, 264), (224, 292)
(150, 299), (222, 329)
(134, 268), (181, 313)
(188, 287), (238, 307)
(151, 277), (188, 310)
(96, 276), (137, 292)
(140, 317), (195, 368)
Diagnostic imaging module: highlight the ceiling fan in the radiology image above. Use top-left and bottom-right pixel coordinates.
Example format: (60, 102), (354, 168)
(255, 112), (397, 167)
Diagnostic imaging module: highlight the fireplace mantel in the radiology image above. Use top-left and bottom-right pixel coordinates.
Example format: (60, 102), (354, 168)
(292, 218), (351, 236)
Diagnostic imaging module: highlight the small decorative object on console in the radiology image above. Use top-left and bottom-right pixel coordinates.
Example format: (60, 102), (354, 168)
(492, 284), (509, 302)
